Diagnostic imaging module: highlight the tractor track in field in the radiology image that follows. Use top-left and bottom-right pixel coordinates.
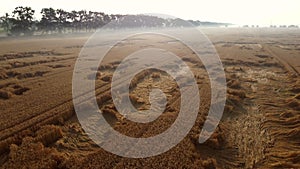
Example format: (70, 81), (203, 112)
(262, 44), (299, 75)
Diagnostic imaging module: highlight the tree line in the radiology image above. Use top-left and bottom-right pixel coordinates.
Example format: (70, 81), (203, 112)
(0, 6), (227, 36)
(0, 6), (123, 36)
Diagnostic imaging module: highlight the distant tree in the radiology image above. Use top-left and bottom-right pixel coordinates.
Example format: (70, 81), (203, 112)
(288, 25), (299, 28)
(11, 6), (35, 36)
(84, 11), (94, 31)
(67, 10), (79, 32)
(77, 10), (87, 31)
(38, 8), (57, 34)
(91, 12), (106, 29)
(103, 14), (111, 24)
(170, 18), (191, 27)
(0, 13), (12, 35)
(56, 9), (69, 33)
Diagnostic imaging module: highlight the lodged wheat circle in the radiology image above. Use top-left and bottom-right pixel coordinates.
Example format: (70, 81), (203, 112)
(72, 14), (226, 158)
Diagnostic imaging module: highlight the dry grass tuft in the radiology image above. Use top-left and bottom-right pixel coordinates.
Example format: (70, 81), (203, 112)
(227, 79), (241, 89)
(224, 104), (234, 113)
(110, 60), (122, 65)
(97, 92), (111, 105)
(101, 75), (111, 82)
(99, 64), (114, 71)
(286, 99), (300, 110)
(2, 137), (66, 169)
(194, 158), (218, 169)
(228, 89), (246, 99)
(15, 71), (48, 79)
(0, 90), (12, 99)
(12, 86), (30, 95)
(129, 93), (145, 105)
(130, 70), (150, 89)
(279, 111), (294, 118)
(151, 72), (161, 79)
(182, 57), (199, 64)
(289, 86), (300, 93)
(102, 108), (118, 126)
(293, 94), (300, 100)
(48, 64), (66, 68)
(34, 125), (63, 146)
(0, 69), (8, 79)
(0, 137), (18, 155)
(286, 128), (300, 139)
(202, 127), (226, 150)
(6, 71), (21, 78)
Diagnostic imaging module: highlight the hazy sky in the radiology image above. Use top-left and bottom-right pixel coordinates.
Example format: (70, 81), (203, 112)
(1, 0), (300, 26)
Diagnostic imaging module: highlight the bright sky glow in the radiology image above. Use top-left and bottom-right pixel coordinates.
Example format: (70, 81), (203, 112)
(1, 0), (300, 26)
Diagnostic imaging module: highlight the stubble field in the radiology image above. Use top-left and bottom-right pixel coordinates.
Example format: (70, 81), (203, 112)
(0, 28), (299, 169)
